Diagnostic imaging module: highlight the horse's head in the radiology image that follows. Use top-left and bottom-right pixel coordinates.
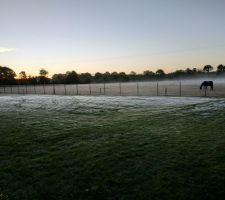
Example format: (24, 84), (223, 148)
(200, 82), (204, 90)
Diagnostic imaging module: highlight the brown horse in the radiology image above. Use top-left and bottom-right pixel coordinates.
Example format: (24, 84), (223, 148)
(200, 81), (213, 90)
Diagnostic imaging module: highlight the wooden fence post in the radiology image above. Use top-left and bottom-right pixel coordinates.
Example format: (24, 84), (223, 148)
(89, 83), (92, 95)
(179, 81), (182, 96)
(34, 84), (36, 94)
(43, 84), (46, 94)
(25, 84), (28, 94)
(64, 84), (67, 95)
(104, 82), (106, 95)
(119, 82), (122, 96)
(157, 82), (159, 96)
(53, 84), (56, 95)
(76, 84), (79, 95)
(137, 82), (139, 96)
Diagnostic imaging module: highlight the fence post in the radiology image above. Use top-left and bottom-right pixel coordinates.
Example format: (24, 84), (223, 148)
(165, 88), (167, 96)
(137, 82), (139, 96)
(204, 88), (207, 97)
(157, 82), (159, 96)
(179, 81), (182, 96)
(43, 84), (46, 94)
(3, 85), (5, 93)
(64, 84), (67, 95)
(104, 82), (106, 95)
(10, 85), (13, 94)
(25, 84), (28, 94)
(89, 83), (92, 95)
(53, 84), (56, 95)
(119, 82), (122, 96)
(17, 84), (20, 94)
(34, 84), (36, 94)
(76, 84), (79, 95)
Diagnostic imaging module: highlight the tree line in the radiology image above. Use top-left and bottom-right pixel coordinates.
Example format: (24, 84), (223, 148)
(0, 64), (225, 85)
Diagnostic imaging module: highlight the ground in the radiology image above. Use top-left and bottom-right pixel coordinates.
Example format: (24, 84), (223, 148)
(0, 95), (225, 200)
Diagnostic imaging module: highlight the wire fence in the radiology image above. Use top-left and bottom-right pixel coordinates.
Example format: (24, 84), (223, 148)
(0, 81), (225, 97)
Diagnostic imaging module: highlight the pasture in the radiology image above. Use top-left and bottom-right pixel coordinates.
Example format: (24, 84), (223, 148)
(1, 79), (225, 97)
(0, 95), (225, 200)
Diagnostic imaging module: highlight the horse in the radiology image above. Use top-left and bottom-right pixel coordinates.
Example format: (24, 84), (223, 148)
(200, 81), (213, 90)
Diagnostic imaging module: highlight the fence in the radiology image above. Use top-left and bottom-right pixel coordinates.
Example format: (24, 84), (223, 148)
(0, 81), (225, 97)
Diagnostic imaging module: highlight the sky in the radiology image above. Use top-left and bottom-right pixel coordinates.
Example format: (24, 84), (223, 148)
(0, 0), (225, 76)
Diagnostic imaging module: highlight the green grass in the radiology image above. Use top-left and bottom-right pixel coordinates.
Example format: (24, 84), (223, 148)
(0, 96), (225, 200)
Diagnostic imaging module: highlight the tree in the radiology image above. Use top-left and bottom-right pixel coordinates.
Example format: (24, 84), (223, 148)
(130, 71), (136, 76)
(19, 71), (27, 79)
(27, 75), (38, 84)
(18, 71), (27, 84)
(169, 70), (185, 79)
(65, 71), (79, 84)
(203, 65), (213, 73)
(118, 72), (129, 82)
(39, 68), (49, 84)
(143, 70), (155, 80)
(52, 74), (66, 84)
(192, 68), (197, 73)
(0, 66), (16, 84)
(217, 64), (225, 73)
(129, 71), (137, 81)
(94, 72), (103, 82)
(39, 68), (48, 77)
(103, 72), (111, 82)
(155, 69), (165, 79)
(111, 72), (119, 82)
(156, 69), (165, 75)
(79, 73), (92, 83)
(185, 68), (194, 75)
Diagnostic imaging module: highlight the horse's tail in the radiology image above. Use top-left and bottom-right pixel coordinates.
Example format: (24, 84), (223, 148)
(200, 83), (203, 90)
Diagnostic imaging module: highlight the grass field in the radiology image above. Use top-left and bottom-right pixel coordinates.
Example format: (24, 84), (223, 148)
(1, 95), (225, 200)
(1, 79), (225, 97)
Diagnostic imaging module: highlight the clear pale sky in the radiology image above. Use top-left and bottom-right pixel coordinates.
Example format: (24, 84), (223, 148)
(0, 0), (225, 76)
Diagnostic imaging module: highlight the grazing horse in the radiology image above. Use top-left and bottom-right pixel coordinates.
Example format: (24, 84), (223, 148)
(200, 81), (213, 90)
